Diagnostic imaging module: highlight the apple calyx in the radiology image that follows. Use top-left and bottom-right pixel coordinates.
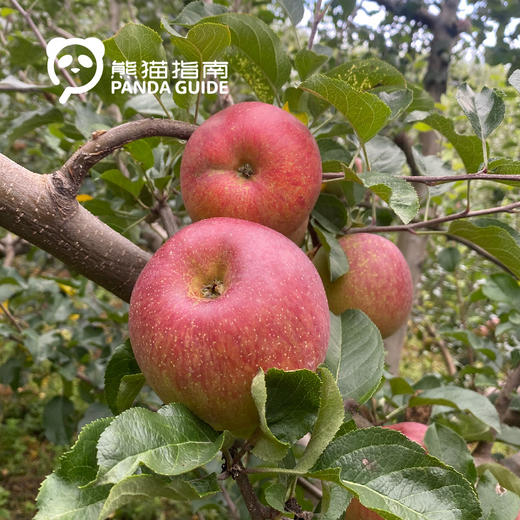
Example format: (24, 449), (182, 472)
(201, 280), (225, 299)
(237, 163), (255, 179)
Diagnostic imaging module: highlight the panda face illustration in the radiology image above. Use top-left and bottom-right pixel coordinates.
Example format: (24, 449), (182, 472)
(46, 37), (105, 104)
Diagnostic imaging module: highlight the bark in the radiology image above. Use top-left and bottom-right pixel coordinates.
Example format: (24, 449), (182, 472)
(0, 118), (196, 302)
(0, 153), (150, 302)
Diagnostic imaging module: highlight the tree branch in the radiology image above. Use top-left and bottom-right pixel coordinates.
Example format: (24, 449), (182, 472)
(57, 118), (197, 196)
(347, 201), (520, 234)
(373, 0), (436, 28)
(322, 172), (520, 184)
(495, 365), (520, 421)
(0, 153), (150, 302)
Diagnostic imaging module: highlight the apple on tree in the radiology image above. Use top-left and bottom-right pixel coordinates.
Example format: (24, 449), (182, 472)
(313, 233), (413, 338)
(128, 217), (330, 437)
(345, 422), (428, 519)
(180, 101), (322, 240)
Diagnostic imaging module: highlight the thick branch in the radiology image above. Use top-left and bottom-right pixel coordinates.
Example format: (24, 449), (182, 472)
(373, 0), (436, 28)
(0, 153), (150, 301)
(495, 365), (520, 421)
(57, 118), (197, 196)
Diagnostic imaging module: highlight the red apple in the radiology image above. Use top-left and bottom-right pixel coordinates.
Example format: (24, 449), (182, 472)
(313, 233), (413, 338)
(384, 422), (428, 450)
(345, 422), (428, 519)
(287, 217), (309, 246)
(128, 217), (330, 436)
(180, 102), (322, 238)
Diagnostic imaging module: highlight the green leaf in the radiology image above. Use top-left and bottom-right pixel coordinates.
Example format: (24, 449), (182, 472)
(424, 423), (477, 483)
(477, 470), (520, 520)
(509, 69), (520, 95)
(448, 218), (520, 278)
(366, 135), (407, 174)
(496, 424), (520, 447)
(43, 396), (75, 445)
(478, 463), (520, 498)
(251, 369), (321, 461)
(326, 58), (406, 91)
(105, 342), (145, 415)
(313, 193), (348, 231)
(294, 49), (328, 81)
(100, 170), (145, 199)
(295, 367), (344, 472)
(204, 13), (290, 102)
(173, 1), (227, 25)
(277, 0), (304, 26)
(438, 247), (461, 272)
(99, 473), (219, 518)
(301, 74), (391, 143)
(412, 148), (457, 196)
(124, 140), (155, 171)
(409, 386), (501, 432)
(410, 112), (483, 173)
(325, 310), (384, 404)
(35, 473), (110, 520)
(312, 224), (349, 283)
(58, 417), (114, 485)
(8, 107), (63, 142)
(163, 20), (231, 62)
(312, 428), (482, 520)
(95, 404), (223, 484)
(456, 83), (505, 140)
(378, 88), (413, 119)
(320, 482), (353, 520)
(104, 23), (166, 71)
(482, 273), (520, 307)
(36, 418), (114, 520)
(488, 158), (520, 187)
(264, 482), (287, 512)
(343, 169), (419, 224)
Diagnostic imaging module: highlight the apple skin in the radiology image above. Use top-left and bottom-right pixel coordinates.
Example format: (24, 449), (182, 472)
(384, 422), (428, 450)
(313, 233), (413, 338)
(128, 217), (330, 437)
(180, 102), (322, 238)
(287, 217), (309, 246)
(345, 422), (428, 519)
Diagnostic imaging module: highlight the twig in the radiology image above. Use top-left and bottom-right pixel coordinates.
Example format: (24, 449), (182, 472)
(347, 201), (520, 234)
(10, 0), (87, 102)
(219, 482), (240, 520)
(308, 0), (329, 50)
(0, 302), (24, 333)
(155, 199), (178, 237)
(234, 464), (278, 520)
(297, 477), (322, 499)
(321, 172), (520, 184)
(424, 322), (456, 377)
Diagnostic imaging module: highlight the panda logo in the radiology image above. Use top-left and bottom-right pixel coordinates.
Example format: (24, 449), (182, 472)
(46, 37), (105, 104)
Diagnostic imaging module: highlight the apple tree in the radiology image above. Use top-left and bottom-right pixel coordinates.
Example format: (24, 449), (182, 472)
(0, 1), (520, 519)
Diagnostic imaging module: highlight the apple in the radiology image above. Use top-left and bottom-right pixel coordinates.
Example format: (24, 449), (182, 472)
(384, 422), (428, 450)
(180, 101), (322, 238)
(287, 217), (309, 246)
(345, 422), (428, 519)
(313, 233), (413, 338)
(128, 217), (330, 437)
